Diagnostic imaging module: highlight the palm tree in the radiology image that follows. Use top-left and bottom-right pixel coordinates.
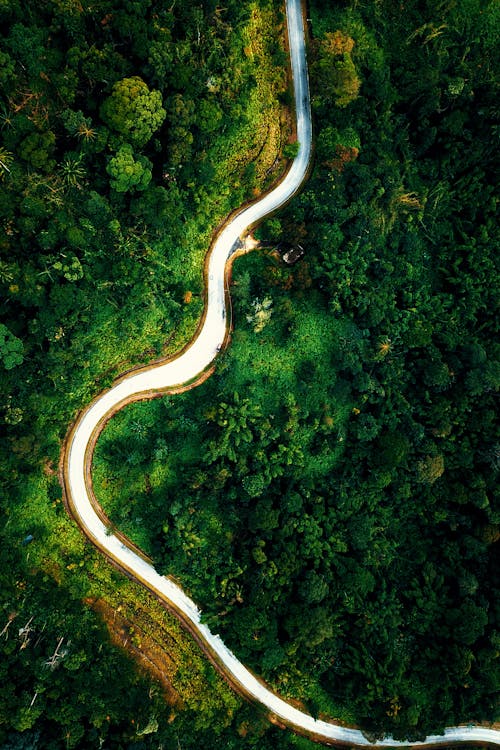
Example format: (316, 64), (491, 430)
(0, 260), (14, 284)
(0, 147), (13, 179)
(58, 154), (86, 188)
(76, 121), (97, 142)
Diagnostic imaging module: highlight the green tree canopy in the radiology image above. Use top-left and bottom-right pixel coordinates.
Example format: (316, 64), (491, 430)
(106, 144), (152, 193)
(0, 324), (23, 370)
(315, 30), (361, 108)
(100, 76), (166, 148)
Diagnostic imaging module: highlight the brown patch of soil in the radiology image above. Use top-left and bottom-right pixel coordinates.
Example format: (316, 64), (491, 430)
(88, 596), (181, 708)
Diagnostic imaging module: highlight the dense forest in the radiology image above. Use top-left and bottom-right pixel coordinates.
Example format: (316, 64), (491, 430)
(94, 0), (499, 742)
(0, 0), (311, 747)
(1, 0), (498, 747)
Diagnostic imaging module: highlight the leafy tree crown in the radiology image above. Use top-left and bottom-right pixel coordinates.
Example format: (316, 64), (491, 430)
(100, 76), (166, 147)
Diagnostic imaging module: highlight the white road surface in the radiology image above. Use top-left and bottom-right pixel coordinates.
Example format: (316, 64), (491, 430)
(62, 0), (500, 745)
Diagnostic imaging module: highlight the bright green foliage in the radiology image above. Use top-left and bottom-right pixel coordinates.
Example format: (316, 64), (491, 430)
(52, 254), (84, 282)
(100, 76), (166, 147)
(0, 323), (23, 369)
(106, 144), (152, 193)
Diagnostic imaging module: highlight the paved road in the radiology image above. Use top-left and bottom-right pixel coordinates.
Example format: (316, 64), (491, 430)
(61, 0), (500, 746)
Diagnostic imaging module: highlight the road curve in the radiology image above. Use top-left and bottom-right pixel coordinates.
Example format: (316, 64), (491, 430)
(61, 1), (500, 746)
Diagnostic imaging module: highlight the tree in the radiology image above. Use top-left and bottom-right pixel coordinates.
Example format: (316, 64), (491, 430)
(417, 455), (445, 485)
(196, 99), (223, 134)
(0, 148), (13, 180)
(299, 570), (329, 604)
(0, 324), (23, 369)
(100, 76), (166, 148)
(58, 154), (86, 189)
(374, 431), (410, 470)
(106, 144), (152, 193)
(6, 23), (47, 80)
(315, 31), (361, 108)
(18, 132), (56, 172)
(446, 600), (488, 646)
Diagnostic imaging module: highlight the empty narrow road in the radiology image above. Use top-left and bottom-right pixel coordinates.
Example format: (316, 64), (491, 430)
(61, 1), (500, 746)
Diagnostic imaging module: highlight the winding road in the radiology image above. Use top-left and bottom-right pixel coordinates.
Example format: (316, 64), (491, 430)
(61, 1), (500, 746)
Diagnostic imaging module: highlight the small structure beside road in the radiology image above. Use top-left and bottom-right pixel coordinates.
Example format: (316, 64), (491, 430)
(278, 241), (305, 265)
